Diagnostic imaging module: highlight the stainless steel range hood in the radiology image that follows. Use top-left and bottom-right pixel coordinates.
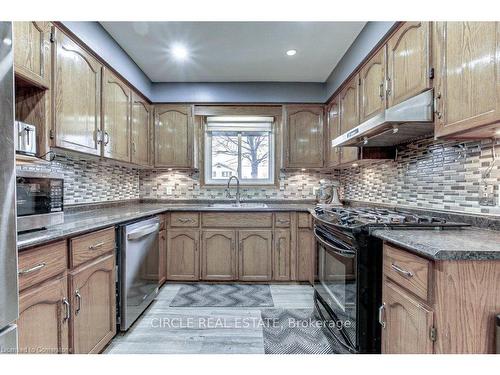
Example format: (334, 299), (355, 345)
(331, 89), (435, 148)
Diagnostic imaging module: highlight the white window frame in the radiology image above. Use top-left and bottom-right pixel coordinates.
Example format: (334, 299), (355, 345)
(204, 116), (275, 186)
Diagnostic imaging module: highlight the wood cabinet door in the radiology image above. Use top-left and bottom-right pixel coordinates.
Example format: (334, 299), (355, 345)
(159, 229), (166, 285)
(273, 229), (291, 281)
(238, 230), (272, 281)
(102, 68), (131, 162)
(325, 100), (341, 168)
(360, 46), (387, 122)
(131, 92), (151, 166)
(13, 21), (51, 88)
(297, 228), (314, 284)
(18, 275), (69, 354)
(69, 254), (116, 354)
(201, 230), (236, 280)
(154, 104), (193, 168)
(434, 22), (500, 138)
(53, 28), (102, 156)
(339, 75), (360, 165)
(284, 105), (324, 168)
(387, 22), (431, 107)
(166, 229), (200, 281)
(381, 281), (434, 354)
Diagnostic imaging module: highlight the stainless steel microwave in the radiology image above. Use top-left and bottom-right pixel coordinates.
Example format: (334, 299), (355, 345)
(16, 171), (64, 232)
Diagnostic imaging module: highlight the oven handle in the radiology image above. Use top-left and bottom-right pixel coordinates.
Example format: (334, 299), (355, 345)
(314, 229), (356, 258)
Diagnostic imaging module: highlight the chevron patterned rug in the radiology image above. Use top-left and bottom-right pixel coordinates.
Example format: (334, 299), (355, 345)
(169, 283), (274, 307)
(261, 309), (348, 354)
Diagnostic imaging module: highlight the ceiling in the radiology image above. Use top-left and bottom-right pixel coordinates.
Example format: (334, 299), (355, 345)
(100, 22), (366, 83)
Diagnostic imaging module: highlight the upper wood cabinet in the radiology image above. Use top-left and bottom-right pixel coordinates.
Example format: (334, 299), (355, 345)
(386, 22), (432, 107)
(381, 281), (434, 354)
(102, 68), (131, 162)
(283, 105), (324, 169)
(18, 275), (70, 354)
(339, 75), (360, 165)
(339, 74), (360, 133)
(154, 104), (194, 168)
(325, 100), (341, 168)
(13, 21), (52, 88)
(131, 92), (152, 166)
(360, 47), (387, 122)
(201, 230), (236, 281)
(166, 229), (200, 281)
(238, 230), (272, 281)
(52, 28), (102, 156)
(434, 22), (500, 138)
(69, 254), (116, 354)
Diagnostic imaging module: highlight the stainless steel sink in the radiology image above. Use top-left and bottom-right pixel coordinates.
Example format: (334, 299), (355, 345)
(208, 203), (268, 208)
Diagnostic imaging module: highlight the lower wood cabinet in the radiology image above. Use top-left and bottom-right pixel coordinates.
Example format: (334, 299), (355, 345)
(380, 242), (500, 354)
(381, 281), (434, 354)
(297, 228), (314, 283)
(166, 229), (200, 281)
(238, 230), (272, 281)
(201, 230), (236, 280)
(68, 253), (116, 354)
(159, 229), (167, 285)
(18, 275), (70, 354)
(273, 229), (291, 281)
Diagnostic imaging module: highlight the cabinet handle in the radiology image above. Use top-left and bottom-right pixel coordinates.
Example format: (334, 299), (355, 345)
(378, 303), (386, 328)
(75, 290), (82, 315)
(277, 219), (289, 224)
(379, 82), (385, 100)
(433, 92), (442, 119)
(96, 130), (102, 144)
(386, 78), (391, 96)
(18, 262), (46, 275)
(88, 241), (105, 250)
(132, 142), (136, 154)
(104, 131), (110, 146)
(62, 298), (71, 321)
(177, 218), (194, 223)
(391, 263), (414, 278)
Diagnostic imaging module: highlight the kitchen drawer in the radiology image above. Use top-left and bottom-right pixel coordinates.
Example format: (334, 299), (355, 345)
(383, 243), (431, 302)
(70, 227), (115, 268)
(170, 212), (199, 227)
(18, 240), (68, 291)
(202, 212), (272, 228)
(274, 212), (291, 227)
(298, 213), (312, 228)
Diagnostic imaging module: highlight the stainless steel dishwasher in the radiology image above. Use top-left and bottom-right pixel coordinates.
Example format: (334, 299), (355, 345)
(118, 216), (160, 331)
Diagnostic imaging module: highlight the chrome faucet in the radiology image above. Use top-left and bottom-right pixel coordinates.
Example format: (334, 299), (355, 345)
(226, 176), (241, 205)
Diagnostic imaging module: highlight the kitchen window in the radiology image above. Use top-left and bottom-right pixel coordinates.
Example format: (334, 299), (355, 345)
(204, 116), (275, 185)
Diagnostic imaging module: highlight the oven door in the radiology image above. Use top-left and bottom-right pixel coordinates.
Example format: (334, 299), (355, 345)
(314, 225), (357, 350)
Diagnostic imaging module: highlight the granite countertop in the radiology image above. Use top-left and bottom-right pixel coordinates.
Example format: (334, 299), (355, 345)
(372, 227), (500, 260)
(17, 202), (314, 250)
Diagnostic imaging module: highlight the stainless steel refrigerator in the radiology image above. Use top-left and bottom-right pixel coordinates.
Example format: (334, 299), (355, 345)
(0, 21), (19, 354)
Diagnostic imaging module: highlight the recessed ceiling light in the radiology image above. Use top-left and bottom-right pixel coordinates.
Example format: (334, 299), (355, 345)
(171, 44), (188, 60)
(286, 49), (297, 56)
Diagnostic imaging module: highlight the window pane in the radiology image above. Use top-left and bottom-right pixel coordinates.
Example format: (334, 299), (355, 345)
(210, 134), (238, 181)
(241, 133), (270, 180)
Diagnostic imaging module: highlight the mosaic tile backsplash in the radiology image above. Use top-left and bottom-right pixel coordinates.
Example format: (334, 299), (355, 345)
(339, 138), (500, 216)
(139, 170), (332, 201)
(17, 154), (140, 205)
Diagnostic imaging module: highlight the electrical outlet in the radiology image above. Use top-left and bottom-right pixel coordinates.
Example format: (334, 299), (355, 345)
(166, 186), (173, 195)
(479, 182), (495, 206)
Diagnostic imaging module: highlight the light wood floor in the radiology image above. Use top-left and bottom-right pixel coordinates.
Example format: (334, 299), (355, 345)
(104, 283), (314, 354)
